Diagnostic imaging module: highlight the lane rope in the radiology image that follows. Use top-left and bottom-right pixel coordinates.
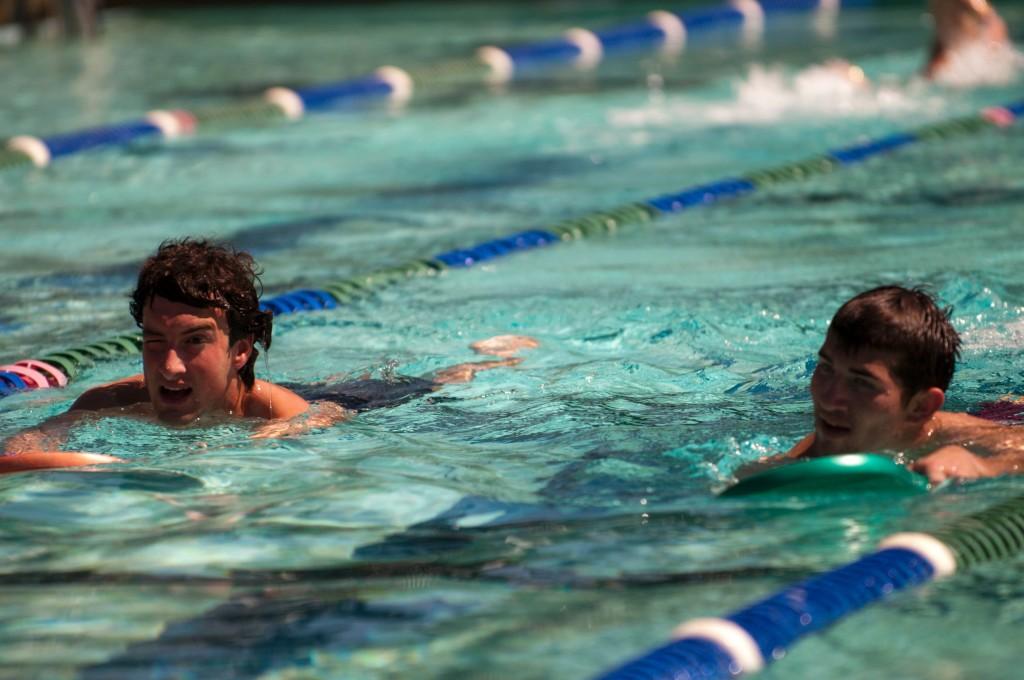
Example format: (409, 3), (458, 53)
(1, 98), (1019, 399)
(1, 1), (858, 167)
(595, 494), (1024, 679)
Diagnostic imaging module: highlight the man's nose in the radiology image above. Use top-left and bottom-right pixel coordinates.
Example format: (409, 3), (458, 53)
(159, 349), (186, 378)
(818, 376), (847, 408)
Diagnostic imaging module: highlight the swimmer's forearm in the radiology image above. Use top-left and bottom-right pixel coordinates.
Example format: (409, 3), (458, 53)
(3, 429), (63, 455)
(0, 451), (121, 474)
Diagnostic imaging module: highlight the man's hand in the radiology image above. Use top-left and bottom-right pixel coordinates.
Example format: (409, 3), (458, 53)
(910, 445), (1001, 483)
(469, 335), (539, 358)
(432, 357), (522, 385)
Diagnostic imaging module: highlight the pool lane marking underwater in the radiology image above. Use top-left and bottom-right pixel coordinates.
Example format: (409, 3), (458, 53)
(595, 494), (1024, 680)
(0, 0), (857, 168)
(0, 100), (1021, 399)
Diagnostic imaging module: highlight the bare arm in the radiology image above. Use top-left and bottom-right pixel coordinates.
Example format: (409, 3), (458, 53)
(911, 413), (1024, 482)
(0, 378), (143, 474)
(734, 433), (816, 480)
(1, 410), (121, 474)
(250, 400), (353, 439)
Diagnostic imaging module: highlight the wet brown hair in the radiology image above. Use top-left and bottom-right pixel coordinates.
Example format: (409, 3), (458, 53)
(130, 238), (272, 389)
(828, 285), (961, 398)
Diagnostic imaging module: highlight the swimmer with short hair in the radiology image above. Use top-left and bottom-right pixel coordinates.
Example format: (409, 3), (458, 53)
(758, 286), (1024, 483)
(0, 239), (537, 473)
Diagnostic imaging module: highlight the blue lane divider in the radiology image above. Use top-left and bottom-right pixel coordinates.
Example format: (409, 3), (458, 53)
(674, 4), (746, 32)
(290, 74), (398, 112)
(434, 229), (559, 267)
(41, 120), (163, 159)
(252, 99), (1020, 322)
(260, 296), (299, 315)
(727, 547), (933, 663)
(502, 39), (585, 71)
(594, 498), (1024, 680)
(5, 1), (858, 167)
(828, 132), (917, 165)
(7, 94), (1012, 403)
(597, 546), (940, 679)
(646, 178), (756, 213)
(260, 288), (339, 316)
(593, 21), (670, 55)
(0, 371), (27, 391)
(608, 637), (739, 680)
(291, 289), (337, 310)
(760, 0), (821, 12)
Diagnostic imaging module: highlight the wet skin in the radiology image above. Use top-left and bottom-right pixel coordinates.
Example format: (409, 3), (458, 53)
(141, 297), (253, 424)
(808, 334), (932, 456)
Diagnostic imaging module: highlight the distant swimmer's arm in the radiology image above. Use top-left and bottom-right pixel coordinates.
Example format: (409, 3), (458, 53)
(429, 334), (540, 384)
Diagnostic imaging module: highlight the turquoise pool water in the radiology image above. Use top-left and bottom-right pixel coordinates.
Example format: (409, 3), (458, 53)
(3, 2), (1024, 678)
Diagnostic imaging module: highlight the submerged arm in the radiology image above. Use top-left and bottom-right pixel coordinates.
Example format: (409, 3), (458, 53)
(913, 417), (1024, 481)
(250, 400), (353, 439)
(911, 415), (1024, 483)
(0, 378), (143, 474)
(1, 410), (120, 474)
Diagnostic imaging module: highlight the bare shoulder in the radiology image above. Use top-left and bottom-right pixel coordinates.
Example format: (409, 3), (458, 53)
(931, 410), (1010, 447)
(71, 375), (148, 411)
(934, 410), (1001, 431)
(245, 380), (309, 420)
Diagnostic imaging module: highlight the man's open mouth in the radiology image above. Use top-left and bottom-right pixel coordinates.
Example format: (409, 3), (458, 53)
(817, 416), (851, 436)
(159, 386), (193, 404)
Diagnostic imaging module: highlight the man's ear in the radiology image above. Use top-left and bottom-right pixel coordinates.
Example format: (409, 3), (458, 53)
(231, 336), (253, 370)
(907, 386), (945, 423)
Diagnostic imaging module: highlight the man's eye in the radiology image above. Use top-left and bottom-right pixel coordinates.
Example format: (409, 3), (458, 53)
(853, 377), (877, 391)
(187, 336), (209, 345)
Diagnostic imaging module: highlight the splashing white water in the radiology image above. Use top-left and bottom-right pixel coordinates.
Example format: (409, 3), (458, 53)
(610, 61), (946, 128)
(931, 41), (1024, 88)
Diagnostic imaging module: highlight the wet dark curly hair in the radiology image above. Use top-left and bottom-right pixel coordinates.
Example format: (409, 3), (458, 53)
(130, 238), (272, 388)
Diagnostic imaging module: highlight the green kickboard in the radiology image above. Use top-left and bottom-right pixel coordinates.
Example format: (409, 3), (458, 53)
(720, 454), (929, 497)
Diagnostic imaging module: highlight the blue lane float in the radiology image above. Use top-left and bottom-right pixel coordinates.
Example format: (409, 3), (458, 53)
(597, 546), (938, 679)
(434, 229), (560, 268)
(592, 492), (1024, 680)
(8, 119), (160, 167)
(500, 37), (590, 71)
(263, 66), (414, 120)
(5, 99), (1018, 394)
(3, 1), (857, 167)
(6, 111), (193, 168)
(828, 132), (917, 165)
(0, 371), (28, 392)
(675, 4), (749, 32)
(647, 178), (757, 213)
(592, 20), (673, 55)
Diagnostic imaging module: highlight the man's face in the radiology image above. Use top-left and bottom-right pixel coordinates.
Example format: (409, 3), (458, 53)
(809, 334), (915, 455)
(141, 296), (250, 424)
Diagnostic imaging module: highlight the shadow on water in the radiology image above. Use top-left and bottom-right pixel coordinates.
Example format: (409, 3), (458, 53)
(1, 491), (776, 677)
(4, 502), (812, 679)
